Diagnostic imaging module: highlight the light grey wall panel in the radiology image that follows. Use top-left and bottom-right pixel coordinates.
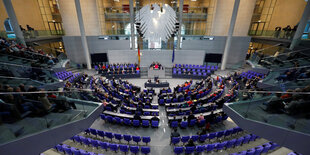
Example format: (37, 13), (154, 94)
(182, 36), (251, 68)
(63, 36), (130, 64)
(108, 50), (205, 67)
(63, 35), (250, 68)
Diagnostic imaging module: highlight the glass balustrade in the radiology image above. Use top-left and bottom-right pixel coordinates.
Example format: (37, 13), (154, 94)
(0, 90), (101, 145)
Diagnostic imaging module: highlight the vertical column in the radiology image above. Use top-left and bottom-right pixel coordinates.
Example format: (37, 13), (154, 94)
(74, 0), (91, 69)
(177, 0), (184, 49)
(289, 1), (310, 50)
(2, 0), (26, 46)
(221, 0), (240, 70)
(130, 0), (135, 50)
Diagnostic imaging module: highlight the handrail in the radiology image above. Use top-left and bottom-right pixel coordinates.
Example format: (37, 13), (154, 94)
(0, 52), (37, 62)
(255, 43), (282, 53)
(271, 64), (310, 71)
(263, 47), (310, 59)
(0, 75), (46, 85)
(0, 61), (54, 71)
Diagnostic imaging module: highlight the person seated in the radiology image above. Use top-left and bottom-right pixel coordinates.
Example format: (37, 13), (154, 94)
(187, 111), (196, 122)
(151, 113), (159, 122)
(170, 128), (180, 142)
(197, 113), (204, 123)
(133, 112), (142, 122)
(186, 139), (195, 147)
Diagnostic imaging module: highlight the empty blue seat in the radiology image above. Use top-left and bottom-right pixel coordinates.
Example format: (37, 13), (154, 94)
(216, 141), (227, 151)
(216, 131), (224, 139)
(254, 146), (264, 155)
(141, 146), (151, 155)
(114, 117), (123, 124)
(124, 135), (132, 144)
(151, 120), (159, 128)
(243, 135), (251, 144)
(180, 121), (188, 128)
(132, 120), (140, 127)
(199, 134), (208, 142)
(181, 136), (190, 145)
(124, 118), (132, 126)
(119, 145), (129, 154)
(262, 143), (271, 153)
(198, 119), (206, 127)
(226, 139), (236, 149)
(142, 136), (151, 145)
(185, 146), (195, 154)
(171, 121), (178, 128)
(189, 119), (197, 127)
(174, 147), (183, 155)
(97, 130), (105, 139)
(142, 120), (150, 127)
(114, 133), (123, 142)
(105, 132), (114, 141)
(191, 135), (199, 142)
(100, 114), (105, 120)
(133, 136), (141, 145)
(130, 146), (139, 154)
(208, 132), (216, 140)
(205, 144), (214, 152)
(196, 145), (204, 153)
(90, 140), (99, 148)
(235, 137), (244, 147)
(110, 144), (118, 152)
(247, 148), (256, 155)
(99, 142), (109, 151)
(171, 137), (180, 145)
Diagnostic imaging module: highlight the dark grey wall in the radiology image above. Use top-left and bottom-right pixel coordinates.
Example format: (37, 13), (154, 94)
(63, 36), (250, 68)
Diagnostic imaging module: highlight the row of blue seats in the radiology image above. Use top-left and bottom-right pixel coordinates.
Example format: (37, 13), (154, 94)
(171, 127), (243, 145)
(84, 128), (151, 145)
(173, 134), (260, 154)
(159, 90), (212, 105)
(174, 64), (218, 71)
(119, 109), (159, 116)
(55, 71), (73, 80)
(230, 142), (280, 155)
(55, 143), (102, 155)
(100, 114), (159, 128)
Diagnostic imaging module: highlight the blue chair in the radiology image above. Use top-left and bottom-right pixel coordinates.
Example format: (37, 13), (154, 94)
(114, 133), (123, 142)
(226, 139), (236, 149)
(119, 145), (129, 154)
(208, 132), (216, 140)
(189, 119), (197, 127)
(133, 136), (141, 145)
(262, 143), (271, 153)
(100, 114), (105, 120)
(247, 148), (256, 155)
(216, 131), (224, 139)
(89, 128), (97, 137)
(269, 142), (279, 150)
(71, 147), (80, 155)
(159, 99), (164, 105)
(132, 120), (140, 127)
(171, 121), (178, 128)
(235, 137), (244, 147)
(198, 119), (206, 127)
(142, 120), (150, 127)
(110, 144), (118, 152)
(99, 142), (109, 151)
(80, 149), (89, 155)
(64, 147), (72, 155)
(124, 118), (132, 126)
(191, 135), (199, 142)
(81, 137), (90, 146)
(124, 135), (132, 144)
(254, 146), (264, 155)
(199, 134), (208, 142)
(91, 140), (99, 148)
(181, 136), (190, 145)
(180, 121), (188, 129)
(224, 129), (233, 138)
(114, 117), (123, 124)
(205, 144), (214, 152)
(97, 130), (105, 139)
(185, 146), (195, 154)
(55, 144), (64, 153)
(242, 135), (251, 144)
(130, 146), (139, 155)
(141, 146), (151, 155)
(151, 120), (159, 128)
(196, 145), (204, 153)
(174, 147), (183, 155)
(84, 128), (90, 135)
(105, 132), (114, 141)
(142, 136), (151, 145)
(216, 141), (227, 151)
(171, 137), (180, 145)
